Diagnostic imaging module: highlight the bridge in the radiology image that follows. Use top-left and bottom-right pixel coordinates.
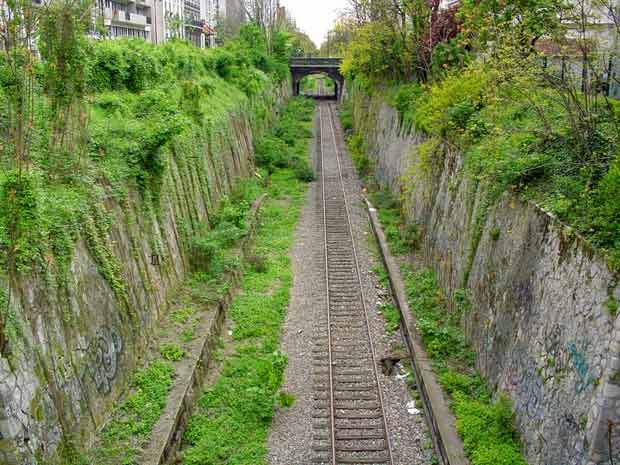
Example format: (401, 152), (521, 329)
(290, 57), (344, 100)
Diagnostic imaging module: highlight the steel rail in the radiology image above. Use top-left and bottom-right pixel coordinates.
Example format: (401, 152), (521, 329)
(325, 103), (395, 465)
(319, 103), (338, 465)
(313, 101), (394, 465)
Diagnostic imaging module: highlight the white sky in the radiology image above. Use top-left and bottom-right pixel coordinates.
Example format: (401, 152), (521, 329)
(281, 0), (349, 48)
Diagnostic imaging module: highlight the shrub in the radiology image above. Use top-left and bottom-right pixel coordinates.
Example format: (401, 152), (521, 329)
(254, 97), (316, 183)
(255, 136), (292, 173)
(471, 443), (528, 465)
(413, 65), (489, 138)
(347, 134), (373, 177)
(392, 82), (423, 130)
(340, 108), (353, 132)
(293, 161), (316, 182)
(89, 39), (161, 93)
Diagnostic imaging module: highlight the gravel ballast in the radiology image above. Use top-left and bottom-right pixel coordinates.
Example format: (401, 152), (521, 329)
(267, 102), (433, 465)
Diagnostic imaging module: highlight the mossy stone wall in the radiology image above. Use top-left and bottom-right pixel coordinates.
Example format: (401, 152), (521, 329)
(0, 83), (289, 465)
(349, 88), (620, 465)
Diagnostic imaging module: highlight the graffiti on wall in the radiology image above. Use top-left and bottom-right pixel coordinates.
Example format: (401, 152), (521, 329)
(568, 342), (592, 394)
(79, 326), (123, 395)
(508, 345), (546, 420)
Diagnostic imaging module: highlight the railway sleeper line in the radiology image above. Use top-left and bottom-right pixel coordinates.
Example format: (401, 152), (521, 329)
(311, 102), (394, 465)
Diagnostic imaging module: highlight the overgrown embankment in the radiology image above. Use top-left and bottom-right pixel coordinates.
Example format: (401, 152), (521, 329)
(181, 97), (314, 465)
(344, 85), (620, 465)
(0, 30), (292, 464)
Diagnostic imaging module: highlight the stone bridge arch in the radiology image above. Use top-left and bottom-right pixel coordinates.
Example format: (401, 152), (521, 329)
(290, 58), (344, 100)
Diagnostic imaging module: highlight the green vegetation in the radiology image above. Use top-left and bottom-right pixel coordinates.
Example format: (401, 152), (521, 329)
(300, 75), (336, 95)
(181, 98), (313, 465)
(0, 22), (293, 302)
(0, 3), (314, 460)
(381, 60), (620, 271)
(89, 360), (175, 465)
(255, 97), (316, 182)
(346, 133), (373, 178)
(300, 75), (319, 94)
(81, 178), (266, 465)
(370, 265), (401, 335)
(182, 170), (306, 465)
(369, 189), (527, 465)
(379, 302), (401, 335)
(331, 0), (620, 271)
(81, 91), (314, 463)
(160, 342), (186, 361)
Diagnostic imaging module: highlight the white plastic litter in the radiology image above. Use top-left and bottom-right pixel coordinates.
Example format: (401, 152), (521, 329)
(407, 401), (421, 415)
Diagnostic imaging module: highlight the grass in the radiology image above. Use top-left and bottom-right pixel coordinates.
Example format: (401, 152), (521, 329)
(87, 360), (175, 465)
(182, 168), (306, 465)
(181, 97), (313, 465)
(379, 302), (401, 335)
(160, 342), (186, 361)
(371, 265), (401, 335)
(81, 174), (269, 465)
(366, 63), (620, 272)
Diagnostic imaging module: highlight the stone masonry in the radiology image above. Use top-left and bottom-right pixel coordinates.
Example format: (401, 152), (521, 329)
(348, 90), (620, 465)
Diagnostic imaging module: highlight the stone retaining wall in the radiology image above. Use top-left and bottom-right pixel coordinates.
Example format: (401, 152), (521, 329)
(0, 85), (287, 464)
(349, 90), (620, 465)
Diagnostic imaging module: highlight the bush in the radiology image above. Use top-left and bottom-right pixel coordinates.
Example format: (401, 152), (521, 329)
(255, 136), (292, 172)
(573, 160), (620, 269)
(392, 82), (423, 130)
(89, 39), (161, 92)
(340, 109), (353, 132)
(347, 134), (373, 177)
(413, 65), (489, 138)
(254, 97), (316, 183)
(471, 443), (528, 465)
(293, 161), (316, 182)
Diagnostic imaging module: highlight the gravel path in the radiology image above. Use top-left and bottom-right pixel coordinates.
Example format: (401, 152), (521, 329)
(267, 102), (432, 465)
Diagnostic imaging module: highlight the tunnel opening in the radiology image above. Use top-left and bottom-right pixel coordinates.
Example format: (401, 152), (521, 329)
(296, 73), (338, 101)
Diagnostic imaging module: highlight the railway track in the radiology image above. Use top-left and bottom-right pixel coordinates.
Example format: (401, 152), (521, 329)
(311, 102), (394, 465)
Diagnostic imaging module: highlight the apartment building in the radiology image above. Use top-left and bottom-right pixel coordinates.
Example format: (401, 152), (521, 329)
(95, 0), (153, 40)
(96, 0), (217, 47)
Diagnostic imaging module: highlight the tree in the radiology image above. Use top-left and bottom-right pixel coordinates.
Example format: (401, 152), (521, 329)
(289, 30), (317, 57)
(238, 0), (280, 50)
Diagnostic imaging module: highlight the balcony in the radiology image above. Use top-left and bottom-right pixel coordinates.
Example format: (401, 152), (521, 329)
(129, 13), (147, 25)
(185, 18), (204, 29)
(106, 8), (148, 27)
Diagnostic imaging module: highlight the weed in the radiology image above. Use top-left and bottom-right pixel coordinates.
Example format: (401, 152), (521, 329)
(170, 306), (197, 325)
(182, 113), (308, 464)
(255, 97), (316, 183)
(606, 296), (619, 316)
(160, 343), (185, 361)
(181, 328), (196, 343)
(372, 265), (390, 287)
(247, 253), (268, 273)
(369, 190), (418, 255)
(380, 302), (401, 335)
(346, 134), (374, 177)
(278, 391), (297, 408)
(90, 360), (175, 464)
